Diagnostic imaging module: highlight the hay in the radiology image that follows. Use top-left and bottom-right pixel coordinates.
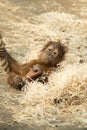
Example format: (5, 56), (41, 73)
(0, 0), (87, 127)
(11, 64), (86, 125)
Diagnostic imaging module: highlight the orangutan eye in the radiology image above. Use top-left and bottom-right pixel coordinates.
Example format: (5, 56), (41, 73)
(53, 49), (58, 57)
(33, 67), (39, 72)
(33, 64), (41, 73)
(53, 52), (57, 55)
(48, 48), (52, 51)
(34, 69), (38, 72)
(47, 45), (53, 52)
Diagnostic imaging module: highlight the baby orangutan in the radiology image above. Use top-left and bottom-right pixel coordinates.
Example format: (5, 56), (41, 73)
(0, 34), (66, 90)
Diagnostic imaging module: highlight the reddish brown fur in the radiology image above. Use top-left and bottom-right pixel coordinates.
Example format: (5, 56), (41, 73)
(0, 35), (67, 90)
